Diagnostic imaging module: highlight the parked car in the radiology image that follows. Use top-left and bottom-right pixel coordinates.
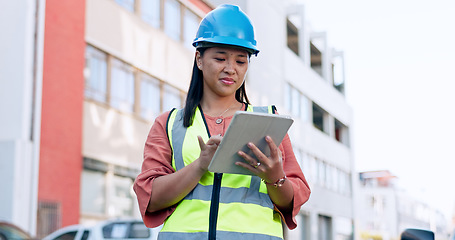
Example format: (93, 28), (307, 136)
(43, 218), (160, 240)
(401, 228), (434, 240)
(0, 221), (34, 240)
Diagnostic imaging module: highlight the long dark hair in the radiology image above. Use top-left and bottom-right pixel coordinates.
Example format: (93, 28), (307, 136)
(183, 48), (251, 127)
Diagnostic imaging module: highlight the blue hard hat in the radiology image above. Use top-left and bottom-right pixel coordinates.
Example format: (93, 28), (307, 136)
(193, 4), (259, 55)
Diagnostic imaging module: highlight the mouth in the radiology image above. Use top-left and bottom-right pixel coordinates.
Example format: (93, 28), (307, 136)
(220, 78), (235, 85)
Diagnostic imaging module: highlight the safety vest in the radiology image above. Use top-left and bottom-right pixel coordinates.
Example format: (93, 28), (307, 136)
(159, 105), (283, 240)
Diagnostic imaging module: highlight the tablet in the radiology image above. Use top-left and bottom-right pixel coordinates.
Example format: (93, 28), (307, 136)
(208, 111), (294, 175)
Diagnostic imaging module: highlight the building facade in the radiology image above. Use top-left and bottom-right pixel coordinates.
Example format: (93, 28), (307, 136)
(1, 0), (211, 238)
(357, 170), (448, 240)
(80, 0), (211, 227)
(209, 1), (355, 239)
(0, 0), (355, 239)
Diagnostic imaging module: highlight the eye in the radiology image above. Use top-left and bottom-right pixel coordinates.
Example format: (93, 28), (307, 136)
(236, 61), (246, 64)
(215, 58), (225, 61)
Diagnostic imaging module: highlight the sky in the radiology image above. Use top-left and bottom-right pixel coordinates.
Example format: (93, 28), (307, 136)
(301, 0), (455, 220)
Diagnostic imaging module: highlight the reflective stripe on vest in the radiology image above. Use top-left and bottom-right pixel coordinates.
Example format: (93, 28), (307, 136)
(158, 231), (283, 240)
(161, 105), (283, 240)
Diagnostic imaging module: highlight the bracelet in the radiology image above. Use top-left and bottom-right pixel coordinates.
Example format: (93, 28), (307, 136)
(262, 176), (287, 188)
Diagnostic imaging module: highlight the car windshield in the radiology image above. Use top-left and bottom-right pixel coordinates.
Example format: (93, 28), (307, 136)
(0, 224), (31, 240)
(102, 221), (150, 239)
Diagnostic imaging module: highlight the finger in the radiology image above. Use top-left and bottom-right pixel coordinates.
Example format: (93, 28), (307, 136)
(207, 134), (222, 146)
(265, 136), (279, 159)
(254, 162), (262, 168)
(237, 150), (257, 165)
(277, 148), (283, 163)
(197, 136), (206, 151)
(235, 160), (260, 172)
(246, 142), (269, 164)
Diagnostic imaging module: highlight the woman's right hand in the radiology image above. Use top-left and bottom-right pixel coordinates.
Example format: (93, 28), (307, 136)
(147, 134), (222, 212)
(197, 135), (222, 172)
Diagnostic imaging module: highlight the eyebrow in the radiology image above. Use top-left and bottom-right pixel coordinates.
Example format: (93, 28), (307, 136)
(215, 51), (247, 58)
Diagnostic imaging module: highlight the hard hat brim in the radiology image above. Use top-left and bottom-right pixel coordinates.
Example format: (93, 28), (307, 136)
(193, 40), (259, 56)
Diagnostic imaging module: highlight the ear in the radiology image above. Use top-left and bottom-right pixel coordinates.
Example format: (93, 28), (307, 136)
(195, 51), (202, 70)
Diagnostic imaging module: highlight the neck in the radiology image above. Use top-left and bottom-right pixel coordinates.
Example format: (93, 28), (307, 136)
(200, 97), (242, 117)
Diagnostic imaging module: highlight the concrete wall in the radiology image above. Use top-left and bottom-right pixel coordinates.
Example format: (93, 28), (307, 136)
(38, 0), (86, 227)
(82, 101), (151, 169)
(0, 0), (45, 235)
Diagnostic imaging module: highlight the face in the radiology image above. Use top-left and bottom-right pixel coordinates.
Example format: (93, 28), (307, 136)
(196, 46), (249, 99)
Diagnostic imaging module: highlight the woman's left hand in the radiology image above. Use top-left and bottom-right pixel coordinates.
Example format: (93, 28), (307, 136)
(236, 136), (285, 183)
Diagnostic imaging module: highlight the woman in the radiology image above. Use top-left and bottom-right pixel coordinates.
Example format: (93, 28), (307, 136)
(134, 4), (311, 240)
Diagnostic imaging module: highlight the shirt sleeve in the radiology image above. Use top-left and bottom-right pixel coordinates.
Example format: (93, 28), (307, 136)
(271, 107), (311, 229)
(277, 133), (311, 230)
(133, 111), (176, 228)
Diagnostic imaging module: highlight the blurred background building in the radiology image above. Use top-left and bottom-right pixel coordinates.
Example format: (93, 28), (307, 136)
(356, 170), (447, 240)
(1, 0), (450, 239)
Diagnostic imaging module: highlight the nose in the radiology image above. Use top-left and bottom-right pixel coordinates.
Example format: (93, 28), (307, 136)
(223, 59), (235, 75)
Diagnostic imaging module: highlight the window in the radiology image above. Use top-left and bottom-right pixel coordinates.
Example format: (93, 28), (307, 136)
(300, 214), (311, 240)
(111, 59), (135, 113)
(284, 83), (292, 112)
(285, 83), (309, 121)
(291, 87), (300, 117)
(317, 160), (326, 186)
(328, 165), (339, 191)
(103, 223), (129, 238)
(115, 0), (202, 46)
(140, 74), (161, 120)
(300, 94), (310, 122)
(339, 171), (346, 195)
(164, 0), (181, 41)
(302, 153), (310, 176)
(102, 221), (150, 238)
(85, 45), (177, 120)
(81, 169), (106, 214)
(110, 175), (134, 217)
(53, 231), (78, 240)
(312, 102), (328, 134)
(332, 53), (345, 94)
(115, 0), (135, 12)
(326, 164), (333, 190)
(287, 17), (299, 55)
(332, 167), (339, 192)
(183, 8), (200, 49)
(162, 84), (181, 111)
(304, 153), (351, 193)
(141, 0), (161, 28)
(338, 171), (351, 196)
(309, 155), (317, 183)
(81, 231), (90, 240)
(310, 41), (323, 76)
(318, 215), (332, 240)
(130, 222), (151, 238)
(335, 119), (350, 146)
(81, 158), (136, 219)
(85, 46), (107, 103)
(36, 201), (61, 238)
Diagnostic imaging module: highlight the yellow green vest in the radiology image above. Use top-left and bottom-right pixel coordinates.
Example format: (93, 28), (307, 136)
(159, 105), (283, 240)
